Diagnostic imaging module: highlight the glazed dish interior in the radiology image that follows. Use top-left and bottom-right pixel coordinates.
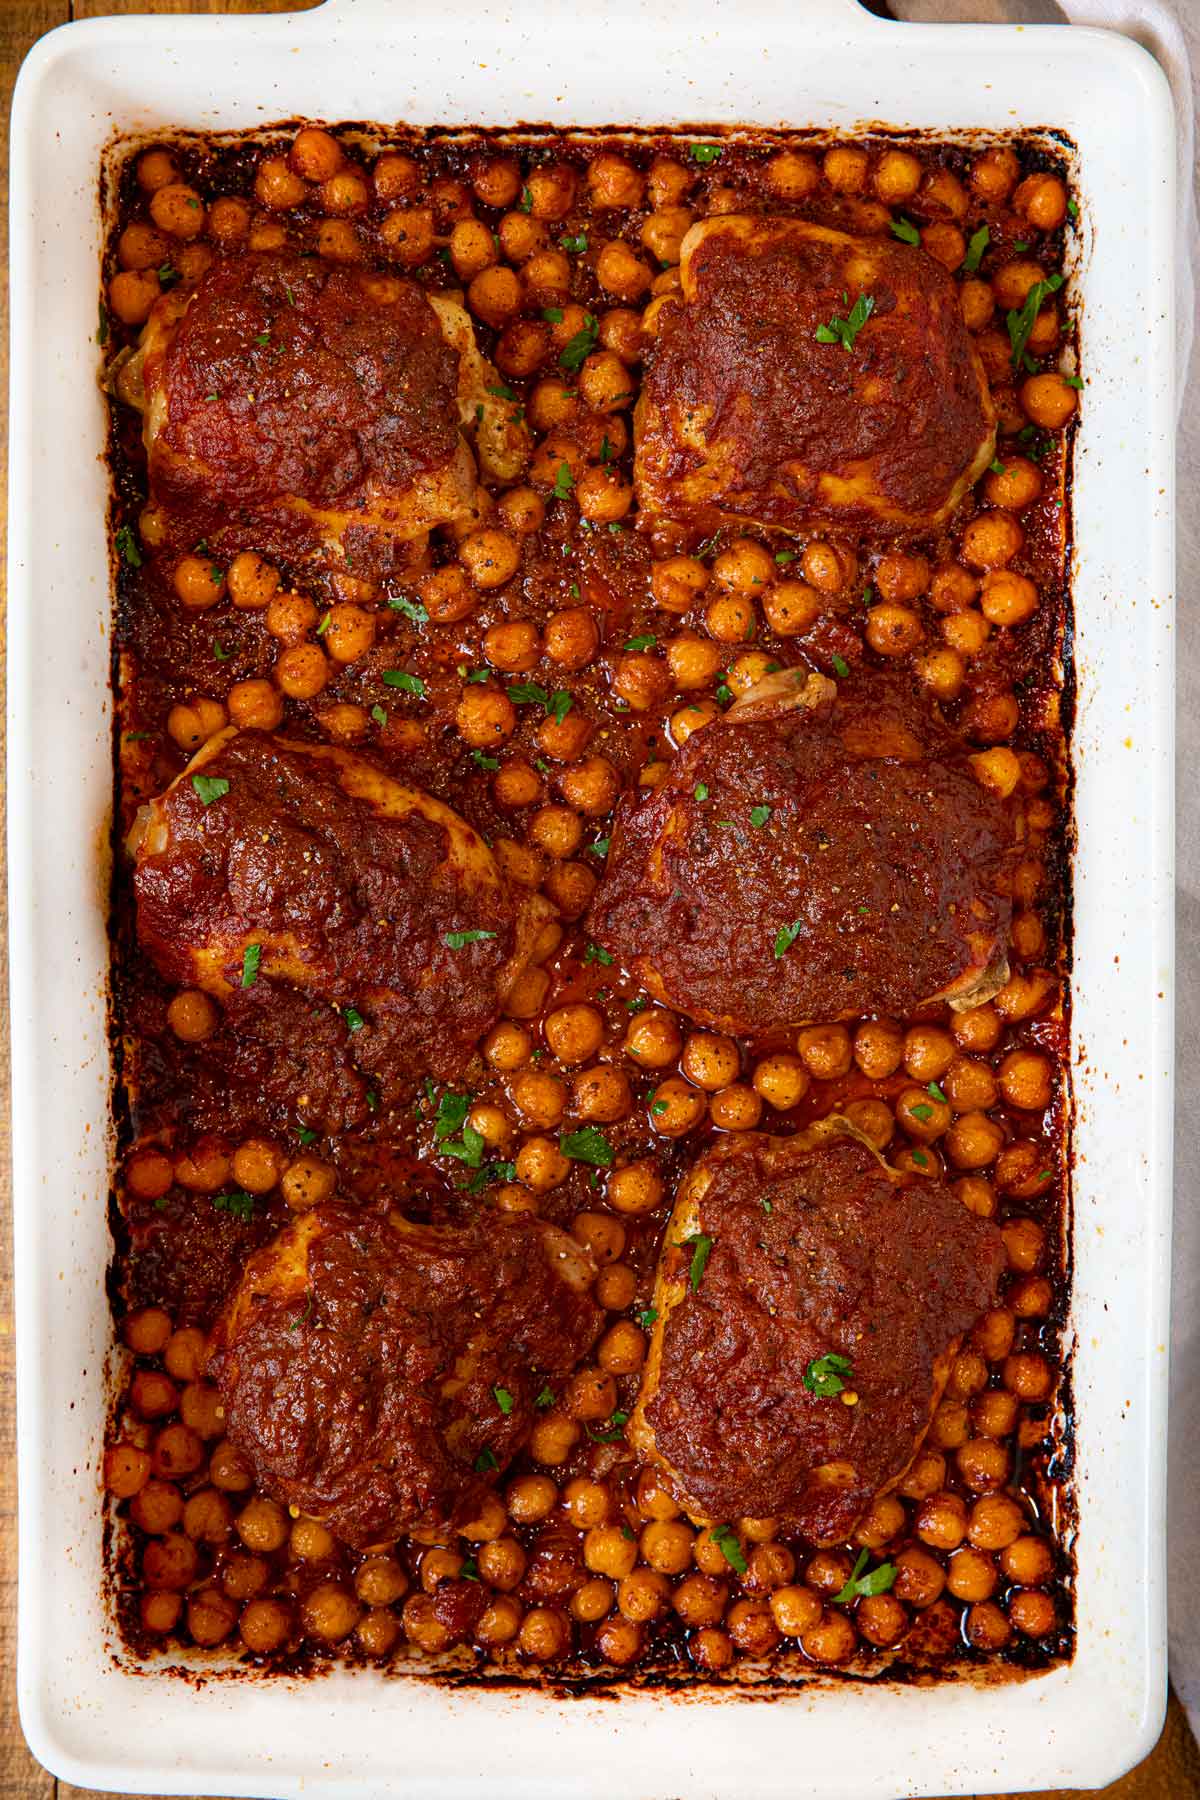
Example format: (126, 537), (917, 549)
(101, 124), (1076, 1686)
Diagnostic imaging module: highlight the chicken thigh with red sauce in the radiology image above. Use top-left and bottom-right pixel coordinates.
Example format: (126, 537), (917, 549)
(588, 668), (1017, 1034)
(209, 1202), (602, 1546)
(629, 1124), (1005, 1541)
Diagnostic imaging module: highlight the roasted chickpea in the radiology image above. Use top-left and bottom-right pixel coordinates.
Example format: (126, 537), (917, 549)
(1021, 371), (1079, 430)
(752, 1053), (809, 1111)
(797, 1023), (852, 1080)
(648, 1076), (706, 1138)
(865, 602), (924, 656)
(652, 555), (708, 614)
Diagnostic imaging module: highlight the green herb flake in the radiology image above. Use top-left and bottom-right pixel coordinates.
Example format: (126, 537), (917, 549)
(569, 581), (581, 599)
(493, 1385), (515, 1416)
(927, 1081), (948, 1104)
(459, 1556), (480, 1581)
(1006, 272), (1064, 372)
(911, 1149), (929, 1169)
(910, 1102), (934, 1122)
(963, 224), (991, 274)
(212, 1189), (255, 1223)
(382, 669), (426, 697)
(588, 1409), (629, 1444)
(682, 1232), (713, 1291)
(1064, 374), (1084, 390)
(989, 459), (1007, 476)
(651, 1097), (668, 1117)
(831, 654), (851, 679)
(471, 749), (500, 770)
(1067, 198), (1080, 222)
(710, 1524), (747, 1573)
(694, 782), (710, 801)
(774, 549), (796, 565)
(561, 1126), (614, 1168)
(774, 920), (802, 959)
(690, 143), (723, 165)
(487, 381), (518, 401)
(344, 1006), (365, 1033)
(890, 216), (921, 246)
(241, 942), (262, 989)
(803, 1351), (853, 1398)
(1013, 239), (1030, 253)
(519, 186), (533, 213)
(508, 681), (550, 707)
(371, 704), (388, 726)
(443, 929), (498, 949)
(114, 523), (143, 568)
(558, 312), (600, 374)
(749, 804), (771, 828)
(474, 1447), (499, 1473)
(389, 594), (429, 625)
(297, 1127), (319, 1146)
(547, 689), (573, 725)
(535, 1385), (555, 1409)
(833, 1548), (897, 1604)
(814, 291), (875, 352)
(561, 232), (588, 254)
(584, 942), (615, 967)
(191, 774), (229, 806)
(588, 837), (610, 858)
(637, 1308), (658, 1329)
(253, 331), (270, 347)
(553, 461), (575, 500)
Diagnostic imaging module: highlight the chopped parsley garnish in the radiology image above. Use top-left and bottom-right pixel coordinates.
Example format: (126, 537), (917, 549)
(1006, 273), (1064, 371)
(774, 549), (796, 566)
(569, 581), (581, 599)
(212, 639), (231, 661)
(474, 1447), (499, 1473)
(542, 305), (564, 323)
(890, 216), (920, 246)
(382, 669), (425, 697)
(963, 224), (990, 274)
(815, 292), (875, 352)
(803, 1352), (853, 1398)
(584, 942), (614, 966)
(365, 1089), (379, 1113)
(559, 312), (600, 373)
(910, 1102), (934, 1122)
(315, 611), (330, 636)
(459, 1557), (480, 1582)
(833, 1548), (897, 1604)
(588, 837), (610, 858)
(637, 1308), (658, 1330)
(927, 1081), (948, 1103)
(774, 920), (802, 958)
(561, 1126), (614, 1167)
(509, 681), (549, 706)
(1067, 198), (1079, 222)
(371, 704), (387, 726)
(519, 185), (533, 213)
(831, 654), (851, 678)
(212, 1189), (255, 1223)
(911, 1149), (929, 1169)
(241, 943), (262, 989)
(191, 774), (229, 806)
(552, 462), (575, 500)
(388, 594), (429, 625)
(561, 231), (588, 254)
(340, 1006), (366, 1037)
(493, 1386), (515, 1416)
(690, 143), (723, 165)
(253, 330), (270, 347)
(157, 261), (179, 288)
(749, 804), (771, 828)
(710, 1524), (747, 1573)
(1064, 373), (1084, 390)
(1013, 239), (1030, 253)
(547, 689), (573, 724)
(444, 929), (498, 949)
(297, 1127), (319, 1146)
(681, 1232), (712, 1290)
(487, 381), (518, 401)
(694, 783), (709, 801)
(599, 436), (613, 465)
(471, 749), (500, 770)
(114, 524), (142, 568)
(624, 634), (657, 652)
(651, 1097), (668, 1116)
(588, 1409), (629, 1444)
(989, 458), (1007, 475)
(535, 1385), (555, 1409)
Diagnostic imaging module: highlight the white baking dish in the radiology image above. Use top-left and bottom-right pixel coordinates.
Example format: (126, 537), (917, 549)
(6, 0), (1176, 1793)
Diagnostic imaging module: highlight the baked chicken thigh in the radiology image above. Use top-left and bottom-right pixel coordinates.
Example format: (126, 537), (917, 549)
(588, 667), (1016, 1034)
(635, 215), (996, 537)
(131, 728), (553, 1084)
(629, 1123), (1005, 1542)
(114, 249), (527, 569)
(209, 1202), (601, 1546)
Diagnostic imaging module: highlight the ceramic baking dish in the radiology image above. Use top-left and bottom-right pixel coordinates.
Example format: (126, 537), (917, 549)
(6, 0), (1176, 1793)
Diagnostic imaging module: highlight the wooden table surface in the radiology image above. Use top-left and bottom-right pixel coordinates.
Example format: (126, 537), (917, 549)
(0, 4), (1191, 1796)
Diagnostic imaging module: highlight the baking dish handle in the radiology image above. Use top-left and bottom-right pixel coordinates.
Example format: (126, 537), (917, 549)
(309, 0), (879, 29)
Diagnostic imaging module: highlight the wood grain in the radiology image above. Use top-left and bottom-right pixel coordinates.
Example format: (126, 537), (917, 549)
(0, 4), (1190, 1796)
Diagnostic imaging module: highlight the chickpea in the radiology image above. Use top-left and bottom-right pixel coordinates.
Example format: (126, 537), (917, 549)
(709, 1083), (763, 1132)
(844, 1097), (895, 1150)
(1002, 1534), (1055, 1588)
(123, 1305), (172, 1354)
(651, 555), (708, 614)
(571, 1211), (626, 1266)
(797, 1023), (852, 1080)
(226, 679), (283, 732)
(379, 206), (435, 266)
(801, 1610), (858, 1665)
(648, 1076), (706, 1137)
(595, 1161), (659, 1224)
(1021, 371), (1078, 430)
(974, 1390), (1021, 1438)
(105, 1441), (151, 1499)
(1012, 171), (1069, 232)
(865, 602), (923, 656)
(456, 684), (516, 748)
(280, 1153), (336, 1212)
(515, 1135), (570, 1193)
(893, 1546), (945, 1609)
(180, 1381), (222, 1440)
(751, 1053), (809, 1111)
(458, 527), (521, 591)
(542, 859), (596, 921)
(274, 643), (329, 701)
(594, 1263), (637, 1312)
(945, 1111), (1005, 1170)
(996, 1049), (1053, 1112)
(623, 1008), (682, 1068)
(680, 1031), (739, 1091)
(960, 278), (995, 332)
(526, 163), (577, 221)
(823, 144), (868, 194)
(236, 1496), (288, 1554)
(108, 268), (161, 326)
(957, 1436), (1011, 1493)
(544, 1003), (605, 1065)
(871, 148), (923, 205)
(583, 1524), (638, 1581)
(703, 594), (755, 645)
(506, 1473), (559, 1526)
(569, 1066), (629, 1125)
(709, 538), (771, 597)
(301, 1580), (361, 1644)
(208, 1440), (254, 1494)
(147, 183), (205, 240)
(803, 540), (854, 594)
(857, 1593), (909, 1648)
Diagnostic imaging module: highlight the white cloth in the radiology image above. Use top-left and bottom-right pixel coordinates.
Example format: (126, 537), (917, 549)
(897, 0), (1200, 1741)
